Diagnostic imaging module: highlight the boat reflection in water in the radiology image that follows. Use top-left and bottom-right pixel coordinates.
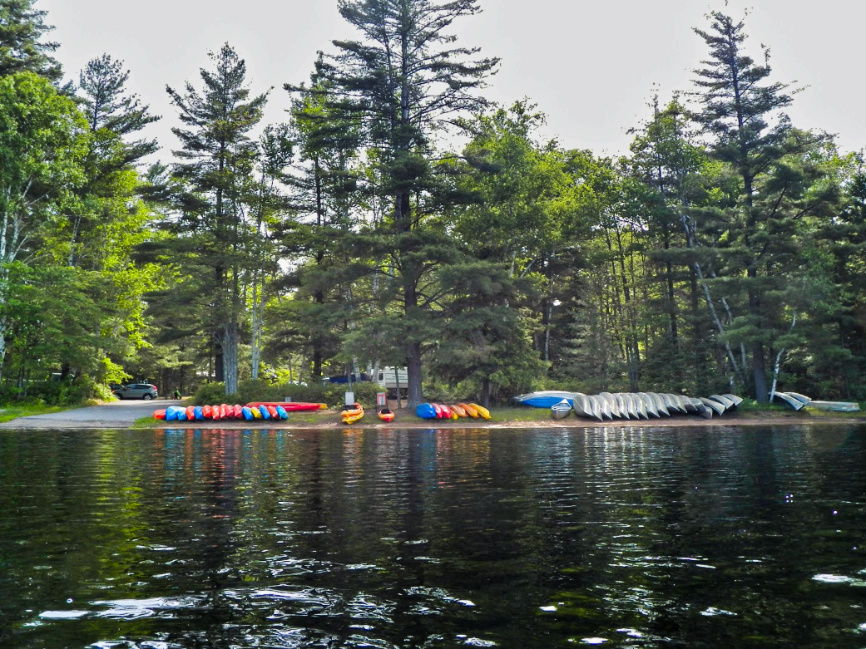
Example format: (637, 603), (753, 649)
(0, 424), (864, 648)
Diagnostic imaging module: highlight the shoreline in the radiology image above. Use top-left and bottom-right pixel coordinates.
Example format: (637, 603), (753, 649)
(18, 415), (866, 431)
(0, 400), (862, 430)
(153, 413), (866, 430)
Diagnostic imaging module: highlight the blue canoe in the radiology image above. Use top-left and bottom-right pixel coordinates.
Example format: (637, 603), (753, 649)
(512, 391), (582, 408)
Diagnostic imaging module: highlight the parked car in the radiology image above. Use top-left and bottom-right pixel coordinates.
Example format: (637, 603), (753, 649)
(113, 383), (158, 400)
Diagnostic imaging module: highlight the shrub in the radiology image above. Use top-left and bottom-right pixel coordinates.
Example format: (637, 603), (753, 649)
(193, 378), (387, 409)
(192, 383), (234, 406)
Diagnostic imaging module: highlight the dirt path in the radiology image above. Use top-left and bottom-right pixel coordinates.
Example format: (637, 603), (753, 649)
(0, 399), (172, 429)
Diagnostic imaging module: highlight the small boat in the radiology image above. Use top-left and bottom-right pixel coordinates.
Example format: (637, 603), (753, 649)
(807, 400), (860, 412)
(450, 404), (468, 418)
(572, 394), (591, 418)
(723, 394), (744, 407)
(586, 395), (604, 421)
(512, 391), (579, 408)
(341, 402), (365, 424)
(700, 397), (726, 416)
(709, 394), (734, 411)
(551, 399), (572, 420)
(153, 409), (167, 420)
(772, 392), (804, 411)
(662, 394), (685, 414)
(639, 393), (660, 418)
(378, 408), (395, 422)
(690, 398), (712, 419)
(416, 403), (437, 419)
(648, 393), (669, 417)
(600, 392), (620, 418)
(615, 393), (631, 419)
(471, 403), (491, 420)
(784, 392), (811, 406)
(247, 401), (326, 412)
(460, 403), (480, 418)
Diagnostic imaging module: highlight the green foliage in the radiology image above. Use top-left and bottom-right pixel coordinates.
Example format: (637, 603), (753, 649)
(192, 377), (383, 409)
(0, 374), (104, 406)
(193, 382), (239, 406)
(0, 0), (62, 81)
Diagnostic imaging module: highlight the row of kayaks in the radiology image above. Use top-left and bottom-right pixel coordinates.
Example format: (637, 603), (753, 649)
(525, 391), (744, 421)
(416, 402), (491, 420)
(155, 403), (291, 421)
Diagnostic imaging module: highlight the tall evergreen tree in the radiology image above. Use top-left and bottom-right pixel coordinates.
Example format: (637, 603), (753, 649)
(78, 54), (159, 165)
(280, 74), (362, 380)
(165, 44), (268, 395)
(0, 0), (61, 82)
(302, 0), (499, 407)
(690, 11), (837, 401)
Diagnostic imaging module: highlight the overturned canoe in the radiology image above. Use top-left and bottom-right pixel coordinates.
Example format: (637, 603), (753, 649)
(772, 392), (804, 411)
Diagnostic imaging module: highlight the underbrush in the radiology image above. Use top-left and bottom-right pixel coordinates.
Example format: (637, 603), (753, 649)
(193, 379), (385, 409)
(0, 376), (111, 408)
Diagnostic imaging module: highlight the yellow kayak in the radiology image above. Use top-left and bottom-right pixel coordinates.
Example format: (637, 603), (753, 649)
(470, 403), (491, 420)
(251, 406), (263, 419)
(459, 403), (479, 418)
(341, 403), (365, 425)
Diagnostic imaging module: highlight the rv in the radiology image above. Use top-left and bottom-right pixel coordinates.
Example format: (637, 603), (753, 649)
(376, 366), (408, 398)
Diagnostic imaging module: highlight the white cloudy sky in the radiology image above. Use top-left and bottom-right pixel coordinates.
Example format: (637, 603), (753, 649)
(39, 0), (866, 158)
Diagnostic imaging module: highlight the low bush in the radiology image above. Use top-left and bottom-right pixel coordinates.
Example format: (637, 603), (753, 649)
(193, 382), (241, 406)
(0, 375), (106, 406)
(192, 378), (389, 409)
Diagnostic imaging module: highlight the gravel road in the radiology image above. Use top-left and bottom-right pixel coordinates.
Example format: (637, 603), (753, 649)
(0, 399), (172, 429)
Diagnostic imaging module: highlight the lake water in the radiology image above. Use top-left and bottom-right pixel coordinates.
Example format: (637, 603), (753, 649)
(1, 425), (865, 648)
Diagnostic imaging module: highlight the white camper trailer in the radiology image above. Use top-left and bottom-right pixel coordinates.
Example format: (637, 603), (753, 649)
(376, 366), (409, 398)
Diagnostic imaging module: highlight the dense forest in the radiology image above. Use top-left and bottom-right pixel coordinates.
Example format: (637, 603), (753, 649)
(1, 0), (864, 407)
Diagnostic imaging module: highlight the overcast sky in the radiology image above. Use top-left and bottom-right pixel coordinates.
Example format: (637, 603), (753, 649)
(39, 0), (866, 159)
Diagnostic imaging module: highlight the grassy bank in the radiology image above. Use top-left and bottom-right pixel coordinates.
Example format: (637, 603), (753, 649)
(0, 403), (84, 424)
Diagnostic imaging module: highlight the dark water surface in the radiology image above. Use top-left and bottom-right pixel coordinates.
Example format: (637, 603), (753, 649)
(1, 425), (865, 648)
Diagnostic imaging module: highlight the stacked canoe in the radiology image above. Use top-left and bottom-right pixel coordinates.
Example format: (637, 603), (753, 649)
(416, 402), (491, 420)
(514, 391), (743, 420)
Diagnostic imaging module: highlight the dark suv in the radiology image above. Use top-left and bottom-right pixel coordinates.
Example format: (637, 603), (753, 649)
(113, 383), (158, 400)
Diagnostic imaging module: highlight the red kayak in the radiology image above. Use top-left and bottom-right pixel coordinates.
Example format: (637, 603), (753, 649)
(246, 402), (326, 412)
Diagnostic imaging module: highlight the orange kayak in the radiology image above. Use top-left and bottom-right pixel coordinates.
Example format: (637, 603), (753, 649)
(378, 408), (395, 422)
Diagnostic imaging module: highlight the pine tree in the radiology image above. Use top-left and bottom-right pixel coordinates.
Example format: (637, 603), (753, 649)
(78, 54), (159, 165)
(301, 0), (498, 407)
(165, 44), (268, 395)
(690, 11), (837, 401)
(0, 0), (61, 82)
(281, 74), (362, 380)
